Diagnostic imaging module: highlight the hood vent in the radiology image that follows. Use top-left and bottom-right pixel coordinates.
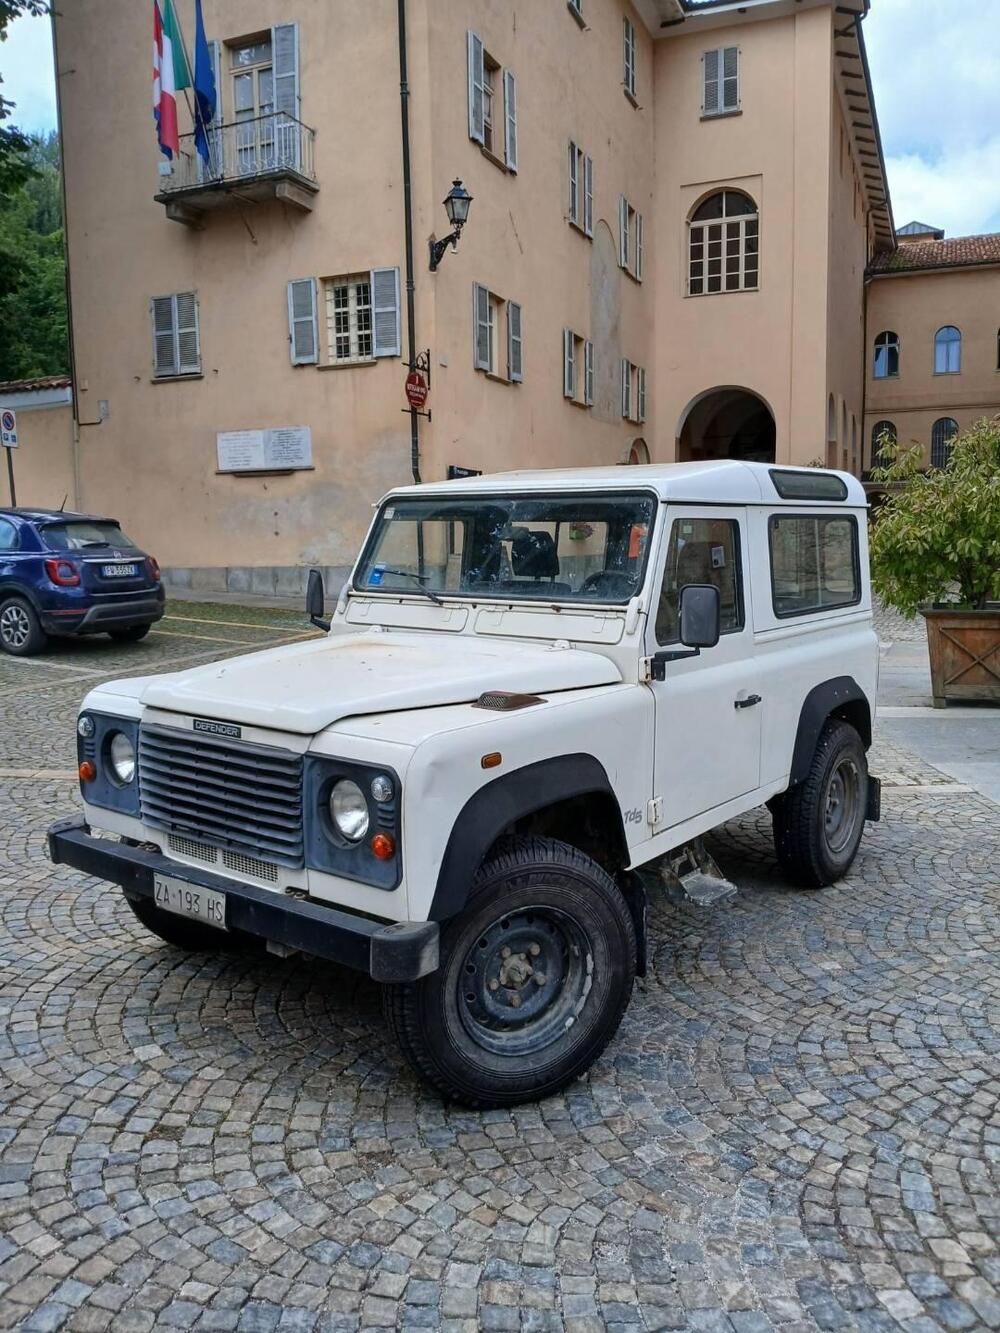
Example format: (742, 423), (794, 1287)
(473, 690), (545, 712)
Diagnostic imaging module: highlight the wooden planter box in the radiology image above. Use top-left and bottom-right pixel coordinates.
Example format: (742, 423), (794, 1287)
(921, 606), (1000, 707)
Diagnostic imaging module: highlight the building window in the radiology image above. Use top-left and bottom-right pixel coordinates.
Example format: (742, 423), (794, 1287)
(223, 24), (300, 173)
(474, 284), (522, 382)
(769, 514), (860, 618)
(689, 190), (758, 295)
(568, 143), (594, 237)
(873, 330), (899, 379)
(468, 33), (517, 171)
(871, 420), (896, 468)
(702, 46), (739, 116)
(930, 417), (958, 469)
(623, 17), (636, 101)
(619, 196), (643, 280)
(621, 359), (645, 423)
(151, 292), (200, 377)
(563, 329), (593, 406)
(934, 325), (961, 375)
(326, 275), (373, 364)
(287, 270), (400, 366)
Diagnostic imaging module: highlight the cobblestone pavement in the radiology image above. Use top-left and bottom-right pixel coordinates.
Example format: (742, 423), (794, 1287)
(1, 611), (998, 1333)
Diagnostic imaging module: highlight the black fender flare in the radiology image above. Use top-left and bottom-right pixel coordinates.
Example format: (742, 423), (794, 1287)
(0, 581), (42, 615)
(428, 753), (628, 923)
(788, 675), (872, 788)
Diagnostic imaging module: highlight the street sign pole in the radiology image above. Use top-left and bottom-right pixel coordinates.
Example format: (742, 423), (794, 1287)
(4, 447), (14, 507)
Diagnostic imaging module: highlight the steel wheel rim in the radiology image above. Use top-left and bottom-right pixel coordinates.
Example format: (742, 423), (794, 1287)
(0, 605), (29, 649)
(457, 906), (593, 1057)
(824, 756), (860, 854)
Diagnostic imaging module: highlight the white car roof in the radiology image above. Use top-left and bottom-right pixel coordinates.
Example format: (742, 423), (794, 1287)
(383, 460), (868, 508)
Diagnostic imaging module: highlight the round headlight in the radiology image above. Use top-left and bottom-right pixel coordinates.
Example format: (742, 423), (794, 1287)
(108, 732), (136, 785)
(77, 714), (95, 739)
(330, 779), (369, 843)
(370, 775), (394, 804)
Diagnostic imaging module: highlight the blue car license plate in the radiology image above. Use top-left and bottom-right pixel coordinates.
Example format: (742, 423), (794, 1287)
(102, 563), (138, 578)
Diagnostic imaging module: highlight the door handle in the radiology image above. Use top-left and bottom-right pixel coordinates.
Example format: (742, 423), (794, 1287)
(734, 693), (762, 710)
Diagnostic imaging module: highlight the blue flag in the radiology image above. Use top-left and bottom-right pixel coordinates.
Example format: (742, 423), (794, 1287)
(192, 0), (217, 166)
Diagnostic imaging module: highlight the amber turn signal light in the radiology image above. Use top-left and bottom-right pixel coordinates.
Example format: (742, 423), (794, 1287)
(78, 761), (97, 782)
(481, 752), (502, 769)
(371, 832), (396, 861)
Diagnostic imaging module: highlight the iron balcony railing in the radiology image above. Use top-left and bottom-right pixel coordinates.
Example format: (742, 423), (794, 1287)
(157, 113), (317, 195)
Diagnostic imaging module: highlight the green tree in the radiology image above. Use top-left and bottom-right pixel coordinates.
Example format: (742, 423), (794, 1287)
(869, 418), (1000, 615)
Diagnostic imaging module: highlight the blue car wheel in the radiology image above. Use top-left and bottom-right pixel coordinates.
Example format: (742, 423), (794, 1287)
(0, 595), (47, 657)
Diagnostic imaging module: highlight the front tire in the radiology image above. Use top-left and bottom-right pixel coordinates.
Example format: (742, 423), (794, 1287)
(772, 719), (868, 888)
(384, 836), (636, 1108)
(0, 596), (47, 656)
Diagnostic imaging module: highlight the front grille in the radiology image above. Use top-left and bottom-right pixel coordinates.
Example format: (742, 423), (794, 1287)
(167, 833), (218, 865)
(139, 725), (304, 867)
(222, 849), (279, 883)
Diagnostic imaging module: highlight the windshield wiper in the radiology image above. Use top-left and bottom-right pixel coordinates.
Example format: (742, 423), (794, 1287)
(375, 568), (444, 606)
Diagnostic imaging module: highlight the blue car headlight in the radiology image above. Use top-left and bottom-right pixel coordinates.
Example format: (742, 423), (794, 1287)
(77, 712), (140, 815)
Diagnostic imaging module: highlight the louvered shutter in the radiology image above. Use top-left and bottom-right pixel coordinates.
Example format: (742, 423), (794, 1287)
(151, 296), (178, 377)
(619, 196), (629, 268)
(636, 212), (644, 281)
(621, 359), (631, 419)
(584, 155), (594, 236)
(273, 23), (301, 168)
(467, 32), (485, 144)
(584, 340), (594, 406)
(563, 329), (575, 398)
(287, 279), (318, 364)
(504, 70), (517, 171)
(722, 46), (739, 111)
(568, 143), (578, 224)
(175, 292), (201, 373)
(507, 301), (523, 381)
(371, 267), (401, 357)
(637, 367), (646, 423)
(703, 49), (720, 115)
(474, 283), (491, 369)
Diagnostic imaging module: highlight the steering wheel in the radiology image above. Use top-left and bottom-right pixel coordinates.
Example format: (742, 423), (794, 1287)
(580, 570), (636, 598)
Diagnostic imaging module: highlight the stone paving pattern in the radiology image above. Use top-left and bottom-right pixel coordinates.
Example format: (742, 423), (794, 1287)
(1, 612), (997, 1332)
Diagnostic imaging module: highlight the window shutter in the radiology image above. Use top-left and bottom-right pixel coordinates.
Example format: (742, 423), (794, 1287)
(474, 283), (491, 369)
(287, 279), (318, 364)
(151, 295), (178, 377)
(722, 46), (739, 110)
(637, 366), (646, 423)
(703, 48), (720, 115)
(467, 32), (485, 144)
(175, 292), (201, 374)
(568, 143), (578, 224)
(198, 40), (223, 180)
(619, 196), (628, 268)
(507, 301), (523, 381)
(272, 23), (300, 168)
(584, 155), (594, 236)
(563, 329), (575, 398)
(584, 340), (594, 406)
(621, 358), (631, 419)
(371, 267), (401, 357)
(636, 212), (644, 281)
(504, 70), (518, 172)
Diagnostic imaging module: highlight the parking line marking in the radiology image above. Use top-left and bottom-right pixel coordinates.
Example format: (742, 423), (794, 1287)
(164, 613), (312, 633)
(150, 627), (316, 646)
(0, 768), (77, 779)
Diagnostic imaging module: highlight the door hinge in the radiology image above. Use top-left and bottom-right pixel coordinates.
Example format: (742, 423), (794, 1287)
(646, 797), (663, 827)
(640, 656), (653, 683)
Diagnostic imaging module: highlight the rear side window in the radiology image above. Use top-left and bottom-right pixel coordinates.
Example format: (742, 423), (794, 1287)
(0, 518), (17, 551)
(656, 516), (744, 644)
(768, 514), (860, 618)
(43, 522), (138, 552)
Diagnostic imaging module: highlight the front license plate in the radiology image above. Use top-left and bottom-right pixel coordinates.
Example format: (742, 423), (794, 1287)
(102, 563), (138, 578)
(152, 874), (227, 929)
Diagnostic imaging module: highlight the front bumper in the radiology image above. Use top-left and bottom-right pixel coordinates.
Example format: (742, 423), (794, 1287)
(47, 815), (438, 982)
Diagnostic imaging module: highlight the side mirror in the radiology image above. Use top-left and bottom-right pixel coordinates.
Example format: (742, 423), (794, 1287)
(679, 583), (721, 649)
(307, 568), (331, 631)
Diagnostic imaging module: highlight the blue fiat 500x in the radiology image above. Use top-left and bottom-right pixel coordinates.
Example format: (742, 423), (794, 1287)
(0, 508), (165, 656)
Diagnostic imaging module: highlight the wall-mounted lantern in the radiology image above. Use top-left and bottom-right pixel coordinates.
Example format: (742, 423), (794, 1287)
(429, 179), (473, 271)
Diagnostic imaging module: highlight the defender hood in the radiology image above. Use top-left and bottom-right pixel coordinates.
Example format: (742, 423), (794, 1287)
(137, 630), (621, 734)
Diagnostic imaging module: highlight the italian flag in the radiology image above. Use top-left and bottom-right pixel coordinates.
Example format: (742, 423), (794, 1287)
(153, 0), (191, 159)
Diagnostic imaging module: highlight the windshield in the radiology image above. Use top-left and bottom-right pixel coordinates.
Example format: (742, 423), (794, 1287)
(355, 492), (657, 604)
(43, 522), (139, 552)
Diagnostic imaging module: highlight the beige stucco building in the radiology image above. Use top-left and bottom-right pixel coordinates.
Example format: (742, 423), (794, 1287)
(49, 0), (894, 590)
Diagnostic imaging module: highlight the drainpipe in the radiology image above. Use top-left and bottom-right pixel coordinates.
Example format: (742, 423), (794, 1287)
(397, 0), (421, 484)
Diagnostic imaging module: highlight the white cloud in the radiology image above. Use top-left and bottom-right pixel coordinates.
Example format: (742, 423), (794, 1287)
(1, 14), (56, 134)
(885, 142), (1000, 237)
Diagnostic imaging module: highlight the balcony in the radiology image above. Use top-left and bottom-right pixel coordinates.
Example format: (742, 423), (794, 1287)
(155, 114), (318, 226)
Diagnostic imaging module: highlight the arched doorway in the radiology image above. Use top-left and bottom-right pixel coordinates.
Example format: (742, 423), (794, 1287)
(677, 387), (775, 463)
(622, 436), (650, 465)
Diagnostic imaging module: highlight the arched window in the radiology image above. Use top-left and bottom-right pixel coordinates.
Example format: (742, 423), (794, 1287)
(826, 394), (837, 467)
(871, 420), (896, 468)
(934, 326), (961, 375)
(873, 330), (899, 379)
(931, 417), (958, 468)
(688, 190), (758, 296)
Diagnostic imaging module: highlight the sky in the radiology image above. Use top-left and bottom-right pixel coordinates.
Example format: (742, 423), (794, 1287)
(1, 1), (999, 237)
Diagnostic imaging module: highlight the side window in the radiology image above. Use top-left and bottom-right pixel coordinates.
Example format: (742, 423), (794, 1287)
(655, 517), (744, 645)
(768, 514), (860, 618)
(0, 518), (18, 552)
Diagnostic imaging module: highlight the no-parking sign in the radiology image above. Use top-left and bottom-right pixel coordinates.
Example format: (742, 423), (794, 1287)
(0, 410), (17, 448)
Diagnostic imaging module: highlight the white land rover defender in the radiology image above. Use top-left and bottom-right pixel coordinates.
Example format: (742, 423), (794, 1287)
(50, 461), (881, 1106)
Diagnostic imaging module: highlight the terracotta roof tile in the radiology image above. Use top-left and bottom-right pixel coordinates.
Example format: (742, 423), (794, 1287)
(0, 375), (72, 394)
(869, 232), (1000, 275)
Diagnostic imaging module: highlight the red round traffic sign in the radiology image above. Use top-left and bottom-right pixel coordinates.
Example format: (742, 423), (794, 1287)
(405, 370), (428, 409)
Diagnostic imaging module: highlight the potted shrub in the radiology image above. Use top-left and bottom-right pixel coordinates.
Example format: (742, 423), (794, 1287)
(869, 416), (1000, 707)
